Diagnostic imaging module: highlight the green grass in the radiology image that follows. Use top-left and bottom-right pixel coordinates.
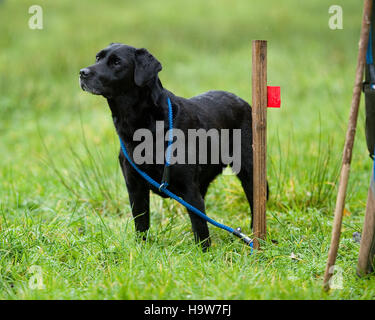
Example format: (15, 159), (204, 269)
(1, 0), (375, 299)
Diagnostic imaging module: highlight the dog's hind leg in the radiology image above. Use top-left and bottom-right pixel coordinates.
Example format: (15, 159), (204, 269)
(182, 188), (211, 251)
(236, 167), (254, 230)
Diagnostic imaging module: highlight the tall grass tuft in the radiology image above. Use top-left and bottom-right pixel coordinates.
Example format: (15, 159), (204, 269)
(39, 123), (126, 216)
(268, 126), (341, 214)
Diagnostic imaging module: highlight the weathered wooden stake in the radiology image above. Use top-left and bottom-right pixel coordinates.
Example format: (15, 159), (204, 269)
(252, 40), (267, 249)
(323, 0), (373, 291)
(357, 170), (375, 275)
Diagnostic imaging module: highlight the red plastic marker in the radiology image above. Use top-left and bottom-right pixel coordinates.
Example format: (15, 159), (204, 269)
(267, 86), (281, 108)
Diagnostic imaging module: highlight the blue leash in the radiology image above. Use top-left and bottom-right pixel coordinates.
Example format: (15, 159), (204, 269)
(367, 25), (373, 65)
(366, 18), (375, 90)
(118, 97), (253, 249)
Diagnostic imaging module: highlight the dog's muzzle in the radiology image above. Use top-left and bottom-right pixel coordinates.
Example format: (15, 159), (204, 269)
(79, 69), (101, 95)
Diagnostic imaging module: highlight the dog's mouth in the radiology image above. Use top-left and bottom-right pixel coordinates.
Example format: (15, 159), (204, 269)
(79, 77), (102, 95)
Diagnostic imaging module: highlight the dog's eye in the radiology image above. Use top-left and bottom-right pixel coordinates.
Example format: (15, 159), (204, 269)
(107, 55), (121, 66)
(95, 55), (101, 62)
(112, 58), (121, 66)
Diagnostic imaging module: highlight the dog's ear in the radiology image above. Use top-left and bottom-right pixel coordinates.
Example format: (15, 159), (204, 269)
(134, 48), (162, 87)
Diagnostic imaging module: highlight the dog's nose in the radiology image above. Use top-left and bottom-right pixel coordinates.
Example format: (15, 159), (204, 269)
(80, 68), (91, 78)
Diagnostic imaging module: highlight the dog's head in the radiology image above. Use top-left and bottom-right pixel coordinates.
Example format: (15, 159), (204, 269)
(79, 43), (162, 99)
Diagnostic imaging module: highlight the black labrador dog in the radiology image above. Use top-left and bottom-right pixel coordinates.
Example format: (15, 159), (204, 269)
(80, 43), (260, 250)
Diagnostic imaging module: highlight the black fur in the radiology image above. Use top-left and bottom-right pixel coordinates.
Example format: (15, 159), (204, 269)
(80, 43), (263, 250)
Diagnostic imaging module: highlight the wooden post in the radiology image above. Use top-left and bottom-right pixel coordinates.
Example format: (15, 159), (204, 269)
(357, 170), (375, 276)
(252, 40), (267, 249)
(323, 0), (373, 290)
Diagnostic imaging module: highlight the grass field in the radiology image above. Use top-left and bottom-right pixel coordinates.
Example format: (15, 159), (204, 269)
(1, 0), (375, 299)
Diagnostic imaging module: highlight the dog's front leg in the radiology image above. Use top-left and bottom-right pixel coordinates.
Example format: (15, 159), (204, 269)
(127, 183), (150, 240)
(119, 152), (150, 240)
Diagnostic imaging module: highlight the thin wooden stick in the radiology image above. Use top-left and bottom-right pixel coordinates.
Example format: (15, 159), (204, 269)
(323, 0), (373, 291)
(252, 40), (267, 249)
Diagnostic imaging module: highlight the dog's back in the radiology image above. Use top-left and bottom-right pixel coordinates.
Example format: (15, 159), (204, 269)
(180, 90), (252, 131)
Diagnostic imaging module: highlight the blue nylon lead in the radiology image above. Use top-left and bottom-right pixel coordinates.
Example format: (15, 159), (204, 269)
(165, 96), (173, 167)
(118, 97), (253, 249)
(367, 26), (373, 65)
